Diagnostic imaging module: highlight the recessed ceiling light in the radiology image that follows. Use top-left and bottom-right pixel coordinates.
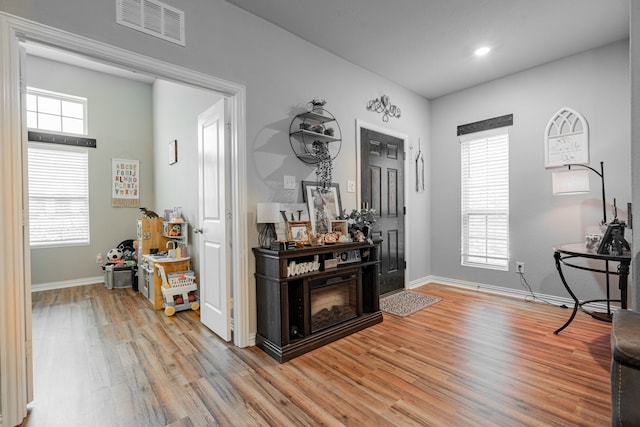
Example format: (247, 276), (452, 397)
(474, 46), (491, 57)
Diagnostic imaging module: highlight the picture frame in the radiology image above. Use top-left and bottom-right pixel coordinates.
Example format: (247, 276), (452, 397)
(287, 220), (312, 245)
(597, 222), (630, 255)
(330, 220), (348, 236)
(302, 181), (342, 235)
(168, 139), (178, 165)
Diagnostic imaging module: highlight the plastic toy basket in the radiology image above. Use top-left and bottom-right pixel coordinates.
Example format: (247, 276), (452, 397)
(156, 265), (199, 316)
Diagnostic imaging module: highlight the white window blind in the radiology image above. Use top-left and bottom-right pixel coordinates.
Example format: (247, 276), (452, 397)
(28, 143), (90, 247)
(461, 129), (509, 270)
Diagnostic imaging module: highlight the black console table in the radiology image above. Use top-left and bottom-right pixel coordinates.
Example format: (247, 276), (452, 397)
(553, 242), (631, 334)
(253, 241), (382, 362)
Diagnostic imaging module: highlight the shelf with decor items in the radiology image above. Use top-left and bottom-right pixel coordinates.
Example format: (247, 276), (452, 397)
(253, 240), (382, 363)
(162, 221), (188, 245)
(289, 106), (342, 165)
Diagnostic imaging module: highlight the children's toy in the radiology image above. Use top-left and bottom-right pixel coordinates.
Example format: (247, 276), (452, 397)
(106, 247), (124, 261)
(156, 265), (199, 316)
(168, 223), (182, 236)
(117, 239), (137, 260)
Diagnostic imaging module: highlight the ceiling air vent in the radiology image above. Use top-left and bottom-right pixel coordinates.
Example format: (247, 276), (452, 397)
(116, 0), (185, 46)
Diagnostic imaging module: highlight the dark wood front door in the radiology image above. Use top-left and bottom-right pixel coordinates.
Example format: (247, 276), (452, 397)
(360, 128), (405, 295)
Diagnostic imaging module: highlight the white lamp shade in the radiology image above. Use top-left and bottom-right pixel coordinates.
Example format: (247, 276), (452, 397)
(257, 202), (282, 223)
(552, 169), (590, 195)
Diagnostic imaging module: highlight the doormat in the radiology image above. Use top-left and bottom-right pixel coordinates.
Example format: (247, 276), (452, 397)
(380, 291), (441, 317)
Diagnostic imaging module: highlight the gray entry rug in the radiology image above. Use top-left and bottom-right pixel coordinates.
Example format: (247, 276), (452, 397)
(380, 291), (441, 317)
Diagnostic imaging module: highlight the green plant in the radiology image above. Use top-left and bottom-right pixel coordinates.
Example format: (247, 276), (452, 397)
(338, 208), (377, 227)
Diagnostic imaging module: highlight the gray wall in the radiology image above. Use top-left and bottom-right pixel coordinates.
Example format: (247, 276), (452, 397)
(5, 0), (432, 291)
(26, 55), (154, 285)
(430, 40), (630, 302)
(6, 0), (432, 338)
(13, 0), (630, 308)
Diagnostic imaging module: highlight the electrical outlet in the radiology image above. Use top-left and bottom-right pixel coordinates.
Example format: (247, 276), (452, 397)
(516, 262), (525, 274)
(347, 180), (356, 193)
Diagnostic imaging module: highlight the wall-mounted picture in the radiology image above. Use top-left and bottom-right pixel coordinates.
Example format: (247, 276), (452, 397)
(168, 139), (177, 165)
(287, 221), (312, 245)
(544, 107), (589, 168)
(302, 181), (342, 235)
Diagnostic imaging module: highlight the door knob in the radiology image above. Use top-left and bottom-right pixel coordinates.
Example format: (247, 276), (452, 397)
(194, 228), (203, 234)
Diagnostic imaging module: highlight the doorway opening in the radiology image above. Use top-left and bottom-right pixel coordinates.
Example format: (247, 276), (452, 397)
(2, 14), (249, 425)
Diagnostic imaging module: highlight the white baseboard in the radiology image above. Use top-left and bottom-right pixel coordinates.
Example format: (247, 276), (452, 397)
(408, 275), (619, 312)
(31, 276), (105, 292)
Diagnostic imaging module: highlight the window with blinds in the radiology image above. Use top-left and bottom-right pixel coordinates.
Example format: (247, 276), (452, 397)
(460, 130), (509, 270)
(28, 143), (90, 247)
(27, 87), (90, 247)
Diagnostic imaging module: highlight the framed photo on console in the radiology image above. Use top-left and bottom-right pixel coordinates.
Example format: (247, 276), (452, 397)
(302, 181), (342, 235)
(330, 220), (348, 236)
(287, 221), (312, 245)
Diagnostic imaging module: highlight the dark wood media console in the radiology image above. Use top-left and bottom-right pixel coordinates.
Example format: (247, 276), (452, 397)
(253, 241), (383, 362)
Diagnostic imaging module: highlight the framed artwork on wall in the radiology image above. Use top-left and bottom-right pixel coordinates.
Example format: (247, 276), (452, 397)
(544, 107), (589, 168)
(302, 181), (343, 235)
(168, 139), (178, 165)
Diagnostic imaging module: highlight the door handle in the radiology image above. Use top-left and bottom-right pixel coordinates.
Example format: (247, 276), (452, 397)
(194, 228), (203, 234)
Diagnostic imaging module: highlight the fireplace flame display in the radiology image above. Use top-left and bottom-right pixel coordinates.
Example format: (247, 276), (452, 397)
(310, 273), (357, 332)
(312, 304), (356, 331)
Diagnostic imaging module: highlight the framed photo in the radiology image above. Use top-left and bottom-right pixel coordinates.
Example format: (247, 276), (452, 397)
(168, 140), (178, 165)
(330, 220), (348, 236)
(287, 221), (312, 245)
(302, 181), (342, 235)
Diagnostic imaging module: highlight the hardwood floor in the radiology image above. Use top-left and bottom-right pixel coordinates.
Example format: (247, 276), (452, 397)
(23, 282), (612, 426)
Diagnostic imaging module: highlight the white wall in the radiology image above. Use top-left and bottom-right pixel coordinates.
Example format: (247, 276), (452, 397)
(430, 40), (630, 302)
(152, 79), (222, 275)
(26, 55), (153, 285)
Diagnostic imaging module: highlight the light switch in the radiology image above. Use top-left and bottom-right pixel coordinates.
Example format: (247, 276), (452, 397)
(347, 180), (356, 193)
(284, 175), (296, 189)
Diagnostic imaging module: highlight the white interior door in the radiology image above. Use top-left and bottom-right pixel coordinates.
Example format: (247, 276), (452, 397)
(198, 99), (231, 341)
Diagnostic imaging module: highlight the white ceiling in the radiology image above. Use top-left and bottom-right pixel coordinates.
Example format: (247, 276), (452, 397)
(226, 0), (630, 99)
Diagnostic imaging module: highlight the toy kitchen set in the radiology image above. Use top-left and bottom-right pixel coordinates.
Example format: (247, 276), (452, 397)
(137, 207), (195, 313)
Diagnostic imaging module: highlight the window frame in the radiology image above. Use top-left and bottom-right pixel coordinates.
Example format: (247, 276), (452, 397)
(460, 128), (510, 271)
(26, 86), (88, 136)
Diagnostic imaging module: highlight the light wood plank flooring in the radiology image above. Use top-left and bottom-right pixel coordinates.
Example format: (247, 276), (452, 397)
(22, 282), (612, 426)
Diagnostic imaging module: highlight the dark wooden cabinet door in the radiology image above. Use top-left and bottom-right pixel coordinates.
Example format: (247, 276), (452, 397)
(360, 128), (405, 295)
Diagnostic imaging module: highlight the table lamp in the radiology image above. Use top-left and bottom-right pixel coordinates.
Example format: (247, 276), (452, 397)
(257, 202), (281, 248)
(552, 161), (606, 224)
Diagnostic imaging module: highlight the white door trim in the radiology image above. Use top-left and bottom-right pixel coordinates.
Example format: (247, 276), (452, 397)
(0, 11), (250, 424)
(355, 119), (410, 288)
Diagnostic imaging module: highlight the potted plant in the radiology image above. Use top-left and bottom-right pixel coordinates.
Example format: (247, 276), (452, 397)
(338, 208), (377, 241)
